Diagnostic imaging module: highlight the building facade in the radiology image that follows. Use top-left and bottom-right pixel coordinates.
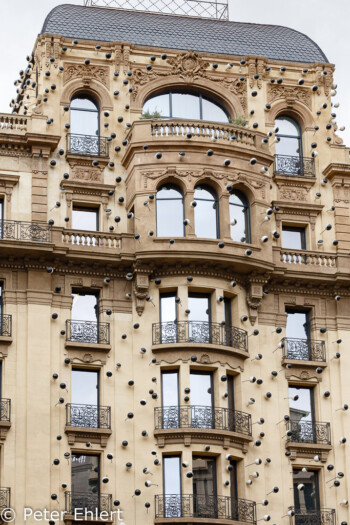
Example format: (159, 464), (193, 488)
(0, 2), (349, 524)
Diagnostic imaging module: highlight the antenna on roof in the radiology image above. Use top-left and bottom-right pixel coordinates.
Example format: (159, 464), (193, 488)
(83, 0), (228, 20)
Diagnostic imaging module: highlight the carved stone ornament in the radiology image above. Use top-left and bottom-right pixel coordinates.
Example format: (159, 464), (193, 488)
(246, 276), (269, 325)
(267, 84), (312, 109)
(68, 159), (104, 183)
(279, 186), (308, 202)
(63, 62), (110, 88)
(131, 50), (247, 110)
(133, 271), (151, 316)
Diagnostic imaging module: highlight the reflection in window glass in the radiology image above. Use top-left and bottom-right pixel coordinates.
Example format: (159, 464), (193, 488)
(190, 372), (213, 407)
(143, 92), (229, 123)
(289, 387), (314, 424)
(286, 311), (310, 340)
(163, 456), (181, 517)
(293, 469), (319, 512)
(275, 116), (301, 157)
(194, 186), (218, 239)
(188, 294), (210, 323)
(156, 185), (184, 237)
(72, 454), (99, 497)
(72, 207), (99, 232)
(193, 456), (217, 517)
(71, 96), (99, 136)
(229, 191), (250, 243)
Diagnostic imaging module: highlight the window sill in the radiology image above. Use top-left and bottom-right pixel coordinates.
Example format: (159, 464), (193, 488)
(0, 421), (11, 441)
(65, 341), (111, 353)
(285, 441), (332, 462)
(65, 426), (112, 447)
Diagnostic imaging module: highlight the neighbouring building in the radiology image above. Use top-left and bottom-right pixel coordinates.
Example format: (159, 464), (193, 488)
(0, 1), (349, 524)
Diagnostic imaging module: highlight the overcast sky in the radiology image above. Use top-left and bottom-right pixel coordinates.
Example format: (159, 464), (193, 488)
(0, 0), (349, 144)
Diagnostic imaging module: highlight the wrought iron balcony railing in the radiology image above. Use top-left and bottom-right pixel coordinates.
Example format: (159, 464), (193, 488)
(0, 220), (51, 242)
(152, 321), (248, 352)
(282, 338), (326, 362)
(65, 320), (110, 345)
(0, 315), (12, 337)
(286, 420), (331, 445)
(289, 506), (335, 525)
(0, 488), (10, 510)
(66, 403), (111, 429)
(0, 399), (11, 423)
(66, 133), (109, 157)
(65, 491), (112, 516)
(274, 154), (315, 177)
(155, 494), (256, 523)
(155, 405), (252, 436)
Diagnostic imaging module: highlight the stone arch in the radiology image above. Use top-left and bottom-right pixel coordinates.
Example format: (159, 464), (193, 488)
(266, 100), (314, 132)
(60, 79), (113, 111)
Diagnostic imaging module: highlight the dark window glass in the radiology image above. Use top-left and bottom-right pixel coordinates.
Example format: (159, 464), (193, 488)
(286, 311), (310, 340)
(230, 460), (238, 501)
(293, 469), (320, 513)
(156, 185), (184, 237)
(229, 191), (250, 243)
(0, 199), (3, 220)
(194, 186), (219, 239)
(275, 117), (302, 157)
(72, 454), (100, 511)
(71, 291), (98, 322)
(71, 96), (99, 136)
(227, 375), (235, 412)
(143, 91), (229, 123)
(72, 206), (99, 232)
(282, 227), (306, 250)
(0, 283), (2, 321)
(193, 456), (217, 517)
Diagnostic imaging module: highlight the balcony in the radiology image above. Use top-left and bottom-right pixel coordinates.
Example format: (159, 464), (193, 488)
(155, 494), (256, 524)
(0, 220), (51, 243)
(274, 154), (315, 177)
(65, 320), (111, 352)
(66, 133), (109, 157)
(0, 315), (12, 349)
(152, 321), (248, 359)
(281, 337), (326, 366)
(65, 403), (112, 447)
(64, 492), (113, 523)
(0, 399), (11, 440)
(0, 488), (11, 510)
(285, 420), (331, 462)
(288, 507), (335, 525)
(154, 406), (252, 451)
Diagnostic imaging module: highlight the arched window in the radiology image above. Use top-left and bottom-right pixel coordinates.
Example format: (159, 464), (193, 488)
(275, 116), (302, 157)
(194, 185), (219, 239)
(229, 191), (250, 243)
(70, 95), (100, 155)
(143, 91), (229, 123)
(156, 185), (184, 237)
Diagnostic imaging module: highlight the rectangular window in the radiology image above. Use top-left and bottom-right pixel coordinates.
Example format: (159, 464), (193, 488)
(224, 297), (233, 346)
(72, 206), (99, 232)
(70, 370), (99, 428)
(161, 371), (179, 429)
(0, 198), (3, 221)
(282, 226), (306, 250)
(193, 456), (217, 518)
(72, 291), (98, 322)
(190, 371), (213, 429)
(160, 293), (177, 343)
(230, 460), (238, 501)
(72, 454), (100, 512)
(293, 469), (320, 514)
(289, 386), (316, 444)
(286, 310), (310, 340)
(163, 456), (181, 517)
(0, 283), (2, 320)
(188, 293), (211, 343)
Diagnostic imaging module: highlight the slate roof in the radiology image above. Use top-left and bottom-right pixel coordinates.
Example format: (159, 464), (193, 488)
(41, 4), (328, 64)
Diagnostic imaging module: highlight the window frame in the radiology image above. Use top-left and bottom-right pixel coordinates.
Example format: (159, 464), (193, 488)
(72, 205), (100, 232)
(193, 184), (220, 239)
(293, 468), (320, 512)
(229, 190), (251, 244)
(143, 90), (230, 122)
(289, 385), (316, 424)
(275, 116), (303, 159)
(71, 453), (101, 500)
(70, 94), (100, 137)
(285, 308), (311, 341)
(156, 184), (185, 238)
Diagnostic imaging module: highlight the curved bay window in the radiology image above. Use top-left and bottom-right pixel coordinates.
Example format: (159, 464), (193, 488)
(156, 184), (184, 237)
(229, 191), (250, 243)
(274, 116), (312, 176)
(194, 185), (219, 239)
(69, 96), (106, 156)
(143, 90), (229, 122)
